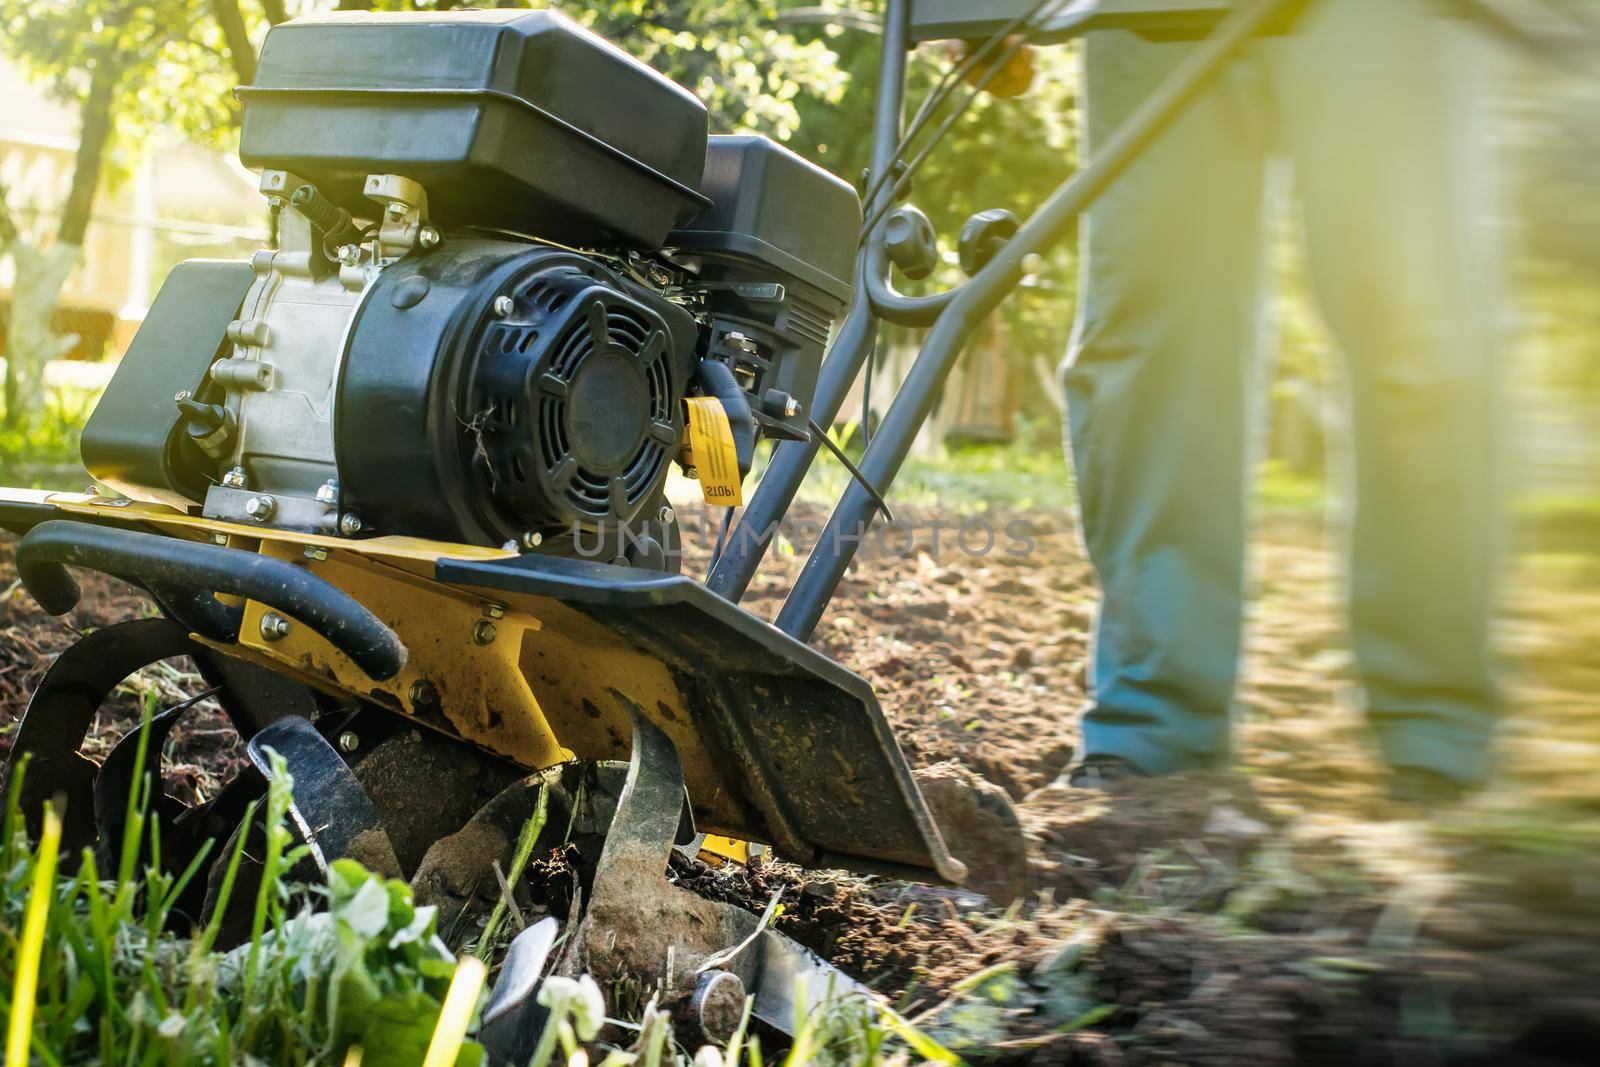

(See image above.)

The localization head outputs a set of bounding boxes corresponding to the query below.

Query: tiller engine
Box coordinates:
[0,8,1021,1052]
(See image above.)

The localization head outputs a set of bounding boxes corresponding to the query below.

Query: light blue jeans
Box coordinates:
[1063,0,1504,784]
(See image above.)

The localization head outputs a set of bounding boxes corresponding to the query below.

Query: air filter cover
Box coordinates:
[240,9,712,247]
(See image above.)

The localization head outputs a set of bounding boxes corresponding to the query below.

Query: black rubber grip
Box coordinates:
[17,520,407,681]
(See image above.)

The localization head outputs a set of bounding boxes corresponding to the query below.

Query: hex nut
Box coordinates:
[473,620,498,646]
[259,613,291,641]
[339,513,363,536]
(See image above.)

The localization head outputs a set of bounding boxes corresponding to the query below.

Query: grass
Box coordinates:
[0,387,94,489]
[0,701,950,1067]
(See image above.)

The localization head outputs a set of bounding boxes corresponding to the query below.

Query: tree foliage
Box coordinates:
[0,0,1088,430]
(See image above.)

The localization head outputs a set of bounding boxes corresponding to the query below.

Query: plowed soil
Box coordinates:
[3,504,1597,1065]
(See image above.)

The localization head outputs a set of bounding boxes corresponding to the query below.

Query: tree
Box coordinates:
[0,0,848,432]
[0,0,245,428]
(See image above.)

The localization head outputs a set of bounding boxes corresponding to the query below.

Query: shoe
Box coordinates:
[1064,755,1143,791]
[1385,766,1471,809]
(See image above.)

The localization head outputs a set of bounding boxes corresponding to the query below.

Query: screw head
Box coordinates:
[174,389,191,404]
[303,545,329,562]
[259,612,291,641]
[493,295,515,318]
[339,513,363,536]
[337,731,360,753]
[338,244,362,267]
[472,619,498,646]
[315,481,339,504]
[724,331,759,354]
[408,679,438,706]
[212,533,229,546]
[658,506,676,525]
[222,466,248,488]
[386,202,407,219]
[481,603,506,620]
[244,495,277,521]
[521,531,542,550]
[419,226,441,250]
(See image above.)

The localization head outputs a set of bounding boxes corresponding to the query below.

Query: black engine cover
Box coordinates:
[336,238,695,549]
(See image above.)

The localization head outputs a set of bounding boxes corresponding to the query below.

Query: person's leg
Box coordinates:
[1279,0,1504,787]
[1063,32,1272,775]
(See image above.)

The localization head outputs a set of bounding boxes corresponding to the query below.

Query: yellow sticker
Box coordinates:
[684,396,743,507]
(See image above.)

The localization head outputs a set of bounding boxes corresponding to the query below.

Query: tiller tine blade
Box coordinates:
[247,716,404,880]
[570,713,874,1041]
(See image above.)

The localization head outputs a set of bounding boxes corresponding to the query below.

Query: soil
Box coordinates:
[3,504,1597,1065]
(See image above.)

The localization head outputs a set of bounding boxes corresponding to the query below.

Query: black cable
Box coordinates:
[858,0,1067,215]
[858,32,1036,244]
[809,418,895,524]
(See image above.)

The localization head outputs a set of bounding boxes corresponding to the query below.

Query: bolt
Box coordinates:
[339,513,363,536]
[419,226,441,250]
[677,970,746,1046]
[304,545,329,562]
[174,389,191,404]
[244,495,277,521]
[222,466,248,488]
[784,396,803,418]
[338,244,362,267]
[408,679,438,706]
[386,202,407,219]
[472,619,498,646]
[259,612,291,641]
[501,539,519,552]
[493,294,515,318]
[482,603,506,620]
[338,731,360,753]
[212,533,229,546]
[521,531,543,550]
[658,506,676,525]
[685,466,699,480]
[315,481,339,504]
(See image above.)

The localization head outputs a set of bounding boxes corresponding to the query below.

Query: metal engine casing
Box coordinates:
[196,175,696,552]
[197,207,364,535]
[82,12,862,559]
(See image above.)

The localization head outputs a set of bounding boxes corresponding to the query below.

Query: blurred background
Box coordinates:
[1,2,1596,517]
[0,3,1597,1057]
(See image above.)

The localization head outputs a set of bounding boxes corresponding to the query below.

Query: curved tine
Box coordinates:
[8,618,196,852]
[478,917,561,1065]
[591,711,686,884]
[246,716,404,880]
[92,687,220,873]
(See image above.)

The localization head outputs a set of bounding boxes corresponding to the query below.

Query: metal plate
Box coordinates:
[435,551,965,885]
